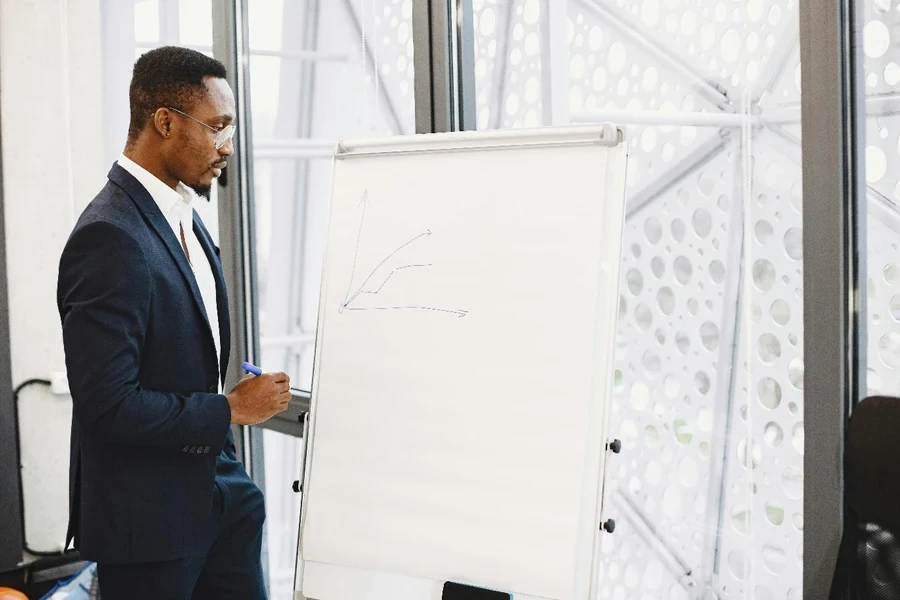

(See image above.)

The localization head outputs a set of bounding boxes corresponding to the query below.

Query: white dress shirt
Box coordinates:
[118,154,221,388]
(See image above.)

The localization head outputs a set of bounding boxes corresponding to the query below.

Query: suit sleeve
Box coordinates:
[58,220,231,452]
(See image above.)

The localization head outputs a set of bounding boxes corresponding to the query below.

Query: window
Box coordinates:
[245,2,415,597]
[863,2,900,397]
[473,0,804,596]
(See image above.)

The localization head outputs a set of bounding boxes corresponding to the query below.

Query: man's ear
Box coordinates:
[152,108,173,140]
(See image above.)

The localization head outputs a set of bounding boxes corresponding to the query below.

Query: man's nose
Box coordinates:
[219,137,235,157]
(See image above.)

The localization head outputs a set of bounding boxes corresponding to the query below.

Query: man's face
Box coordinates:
[167,77,236,198]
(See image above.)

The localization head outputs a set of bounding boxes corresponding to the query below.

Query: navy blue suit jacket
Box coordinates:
[57,163,238,563]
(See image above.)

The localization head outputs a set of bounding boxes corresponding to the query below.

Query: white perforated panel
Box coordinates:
[714,130,804,600]
[473,0,546,129]
[471,1,812,598]
[598,147,739,599]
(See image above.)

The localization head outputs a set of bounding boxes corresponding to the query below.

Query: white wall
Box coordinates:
[0,0,105,553]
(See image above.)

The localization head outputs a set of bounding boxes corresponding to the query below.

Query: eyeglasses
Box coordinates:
[167,106,236,150]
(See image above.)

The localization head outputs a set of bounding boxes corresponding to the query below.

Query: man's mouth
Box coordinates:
[211,162,227,177]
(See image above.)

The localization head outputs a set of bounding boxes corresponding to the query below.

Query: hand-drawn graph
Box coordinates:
[338,190,468,318]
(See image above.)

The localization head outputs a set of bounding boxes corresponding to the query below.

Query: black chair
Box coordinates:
[831,396,900,599]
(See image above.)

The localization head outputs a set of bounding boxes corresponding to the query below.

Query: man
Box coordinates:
[57,46,288,599]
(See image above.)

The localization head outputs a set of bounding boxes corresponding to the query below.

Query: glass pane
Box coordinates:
[178,0,213,47]
[134,0,160,43]
[474,0,803,596]
[864,1,900,401]
[247,3,415,598]
[262,428,305,597]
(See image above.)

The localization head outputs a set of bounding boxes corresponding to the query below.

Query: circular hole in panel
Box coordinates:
[792,422,804,454]
[627,269,643,295]
[753,260,776,292]
[652,256,666,278]
[886,62,900,86]
[628,476,641,495]
[764,422,783,447]
[884,264,900,285]
[700,321,719,351]
[695,371,710,395]
[755,219,774,245]
[759,377,782,409]
[771,299,791,325]
[658,287,676,315]
[675,332,690,354]
[878,332,900,369]
[693,208,712,238]
[645,425,661,448]
[784,227,802,260]
[674,256,692,285]
[642,351,661,374]
[758,333,782,363]
[645,217,663,244]
[698,408,713,432]
[866,146,888,182]
[890,294,900,321]
[709,260,725,284]
[674,418,693,445]
[752,304,763,323]
[671,219,686,242]
[631,381,650,410]
[766,503,785,526]
[762,544,787,575]
[737,438,762,469]
[783,466,802,500]
[635,304,653,330]
[732,506,751,534]
[687,298,699,316]
[864,20,891,58]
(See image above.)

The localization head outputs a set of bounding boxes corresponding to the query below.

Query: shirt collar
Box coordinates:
[118,153,194,230]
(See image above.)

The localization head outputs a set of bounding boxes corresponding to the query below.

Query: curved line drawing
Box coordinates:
[338,191,468,318]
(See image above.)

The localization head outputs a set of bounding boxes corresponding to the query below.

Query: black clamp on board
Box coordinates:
[601,439,621,535]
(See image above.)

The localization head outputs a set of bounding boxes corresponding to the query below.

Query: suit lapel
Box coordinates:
[192,212,231,386]
[107,163,215,353]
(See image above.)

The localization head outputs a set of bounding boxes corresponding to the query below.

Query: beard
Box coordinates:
[190,182,212,200]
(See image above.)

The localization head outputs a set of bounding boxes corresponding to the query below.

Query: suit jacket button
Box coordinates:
[203,447,210,454]
[183,445,189,453]
[190,446,197,453]
[208,385,216,393]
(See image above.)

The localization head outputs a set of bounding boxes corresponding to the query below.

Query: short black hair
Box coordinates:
[127,46,227,142]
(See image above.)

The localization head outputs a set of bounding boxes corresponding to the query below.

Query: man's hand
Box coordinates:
[226,372,291,425]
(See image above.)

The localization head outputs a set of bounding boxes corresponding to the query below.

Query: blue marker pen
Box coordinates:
[242,362,263,376]
[242,362,303,395]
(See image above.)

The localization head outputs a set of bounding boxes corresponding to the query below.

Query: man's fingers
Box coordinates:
[271,372,289,384]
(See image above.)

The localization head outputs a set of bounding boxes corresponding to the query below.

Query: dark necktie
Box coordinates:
[179,221,192,266]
